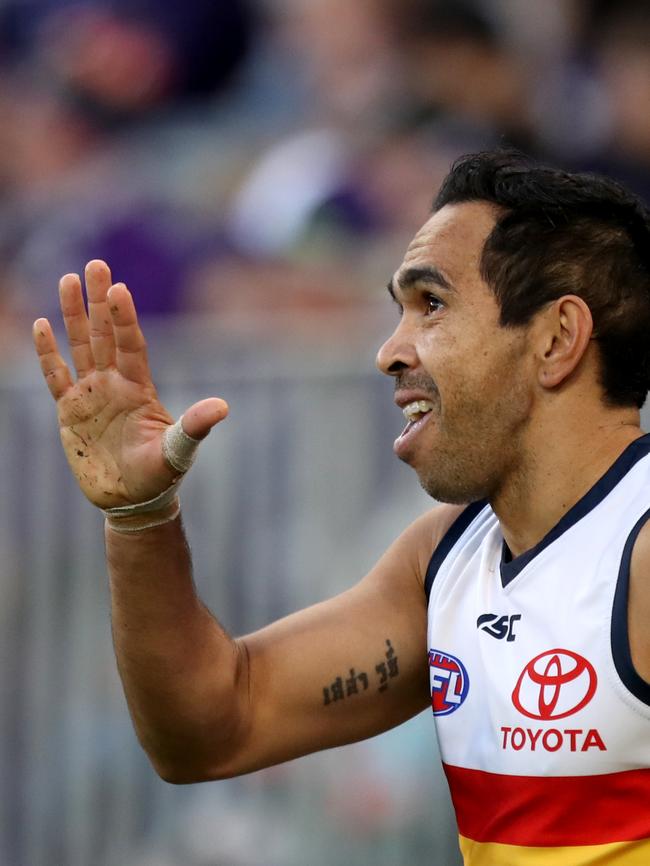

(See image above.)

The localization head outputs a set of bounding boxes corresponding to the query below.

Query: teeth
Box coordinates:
[402,400,434,421]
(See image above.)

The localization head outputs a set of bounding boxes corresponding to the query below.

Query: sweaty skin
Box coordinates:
[32,202,650,781]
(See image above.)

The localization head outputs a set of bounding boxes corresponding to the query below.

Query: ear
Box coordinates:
[534,295,594,390]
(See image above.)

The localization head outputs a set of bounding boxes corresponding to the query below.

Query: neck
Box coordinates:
[491,407,643,557]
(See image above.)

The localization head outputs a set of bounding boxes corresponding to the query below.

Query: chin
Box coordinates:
[419,479,475,504]
[416,462,493,505]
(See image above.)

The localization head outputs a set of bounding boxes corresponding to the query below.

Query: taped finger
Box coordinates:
[162,417,200,474]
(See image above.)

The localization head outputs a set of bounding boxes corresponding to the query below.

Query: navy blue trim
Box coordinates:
[425,500,487,603]
[500,433,650,587]
[611,507,650,706]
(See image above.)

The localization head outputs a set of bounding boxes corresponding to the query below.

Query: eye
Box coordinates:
[425,293,444,316]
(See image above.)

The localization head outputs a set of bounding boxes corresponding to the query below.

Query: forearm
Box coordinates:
[105,513,249,783]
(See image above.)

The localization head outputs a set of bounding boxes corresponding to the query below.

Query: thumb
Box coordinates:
[181,397,229,440]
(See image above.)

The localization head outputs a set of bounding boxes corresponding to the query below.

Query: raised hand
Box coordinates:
[33,260,228,509]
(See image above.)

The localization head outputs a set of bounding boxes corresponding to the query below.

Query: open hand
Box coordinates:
[33,260,228,509]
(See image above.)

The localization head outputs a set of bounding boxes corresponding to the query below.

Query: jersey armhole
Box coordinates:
[611,506,650,707]
[424,500,487,603]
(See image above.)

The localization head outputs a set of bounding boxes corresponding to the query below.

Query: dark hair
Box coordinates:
[434,150,650,408]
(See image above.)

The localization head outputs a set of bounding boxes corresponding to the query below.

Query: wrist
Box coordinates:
[105,496,181,534]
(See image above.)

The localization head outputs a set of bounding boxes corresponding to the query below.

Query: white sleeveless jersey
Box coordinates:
[426,434,650,866]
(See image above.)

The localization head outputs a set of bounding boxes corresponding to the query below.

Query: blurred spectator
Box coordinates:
[588,1,650,201]
[390,0,534,150]
[0,0,256,332]
[0,0,255,119]
[264,0,404,127]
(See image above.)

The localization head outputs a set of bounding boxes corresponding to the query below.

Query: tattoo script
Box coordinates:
[322,639,399,706]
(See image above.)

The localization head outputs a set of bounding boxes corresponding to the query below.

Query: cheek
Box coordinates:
[417,329,459,378]
[445,346,529,420]
[419,323,526,407]
[481,349,534,424]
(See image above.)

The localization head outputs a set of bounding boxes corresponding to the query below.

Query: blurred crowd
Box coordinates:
[1,0,650,359]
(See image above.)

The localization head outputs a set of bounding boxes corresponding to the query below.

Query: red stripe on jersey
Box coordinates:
[444,763,650,846]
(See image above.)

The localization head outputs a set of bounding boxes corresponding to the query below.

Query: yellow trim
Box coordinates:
[459,835,650,865]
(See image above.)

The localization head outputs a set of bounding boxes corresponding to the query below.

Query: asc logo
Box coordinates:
[429,649,470,716]
[477,613,521,641]
[512,648,597,720]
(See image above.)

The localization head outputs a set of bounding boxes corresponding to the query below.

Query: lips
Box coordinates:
[394,402,435,459]
[393,385,438,460]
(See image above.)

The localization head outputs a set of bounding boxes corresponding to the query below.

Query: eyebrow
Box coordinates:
[387,265,454,302]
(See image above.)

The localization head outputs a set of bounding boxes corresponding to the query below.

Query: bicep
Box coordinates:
[214,521,435,777]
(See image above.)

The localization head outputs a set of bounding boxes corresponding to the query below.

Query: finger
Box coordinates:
[59,273,94,378]
[107,282,152,385]
[32,318,74,400]
[181,398,229,440]
[85,259,116,371]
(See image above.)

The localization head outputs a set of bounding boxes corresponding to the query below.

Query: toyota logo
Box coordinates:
[512,649,597,720]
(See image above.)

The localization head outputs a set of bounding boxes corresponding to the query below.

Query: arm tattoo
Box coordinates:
[322,638,400,706]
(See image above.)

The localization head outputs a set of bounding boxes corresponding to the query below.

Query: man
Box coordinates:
[33,150,650,864]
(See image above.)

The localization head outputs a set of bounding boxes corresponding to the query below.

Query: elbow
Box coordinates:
[148,751,241,785]
[153,763,206,785]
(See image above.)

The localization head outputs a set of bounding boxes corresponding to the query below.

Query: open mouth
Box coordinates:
[395,399,435,454]
[402,399,434,428]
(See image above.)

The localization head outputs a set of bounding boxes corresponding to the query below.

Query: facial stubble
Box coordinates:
[409,357,533,506]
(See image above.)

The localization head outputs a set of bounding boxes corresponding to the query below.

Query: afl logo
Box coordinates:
[512,649,597,720]
[429,649,470,716]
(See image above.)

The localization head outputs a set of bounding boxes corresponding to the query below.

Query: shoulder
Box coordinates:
[630,514,650,561]
[627,515,650,683]
[386,502,475,590]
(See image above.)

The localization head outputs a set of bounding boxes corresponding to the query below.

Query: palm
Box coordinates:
[33,260,227,509]
[57,368,174,507]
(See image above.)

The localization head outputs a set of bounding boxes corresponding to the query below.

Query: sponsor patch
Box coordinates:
[512,649,597,721]
[500,725,606,752]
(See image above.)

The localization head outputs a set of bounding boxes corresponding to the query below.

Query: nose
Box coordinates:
[375,322,419,377]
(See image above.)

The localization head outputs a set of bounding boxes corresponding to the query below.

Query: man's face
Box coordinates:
[376,201,534,504]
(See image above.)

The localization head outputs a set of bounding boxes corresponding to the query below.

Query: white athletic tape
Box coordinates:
[103,415,201,526]
[103,477,182,518]
[105,498,181,533]
[162,416,200,474]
